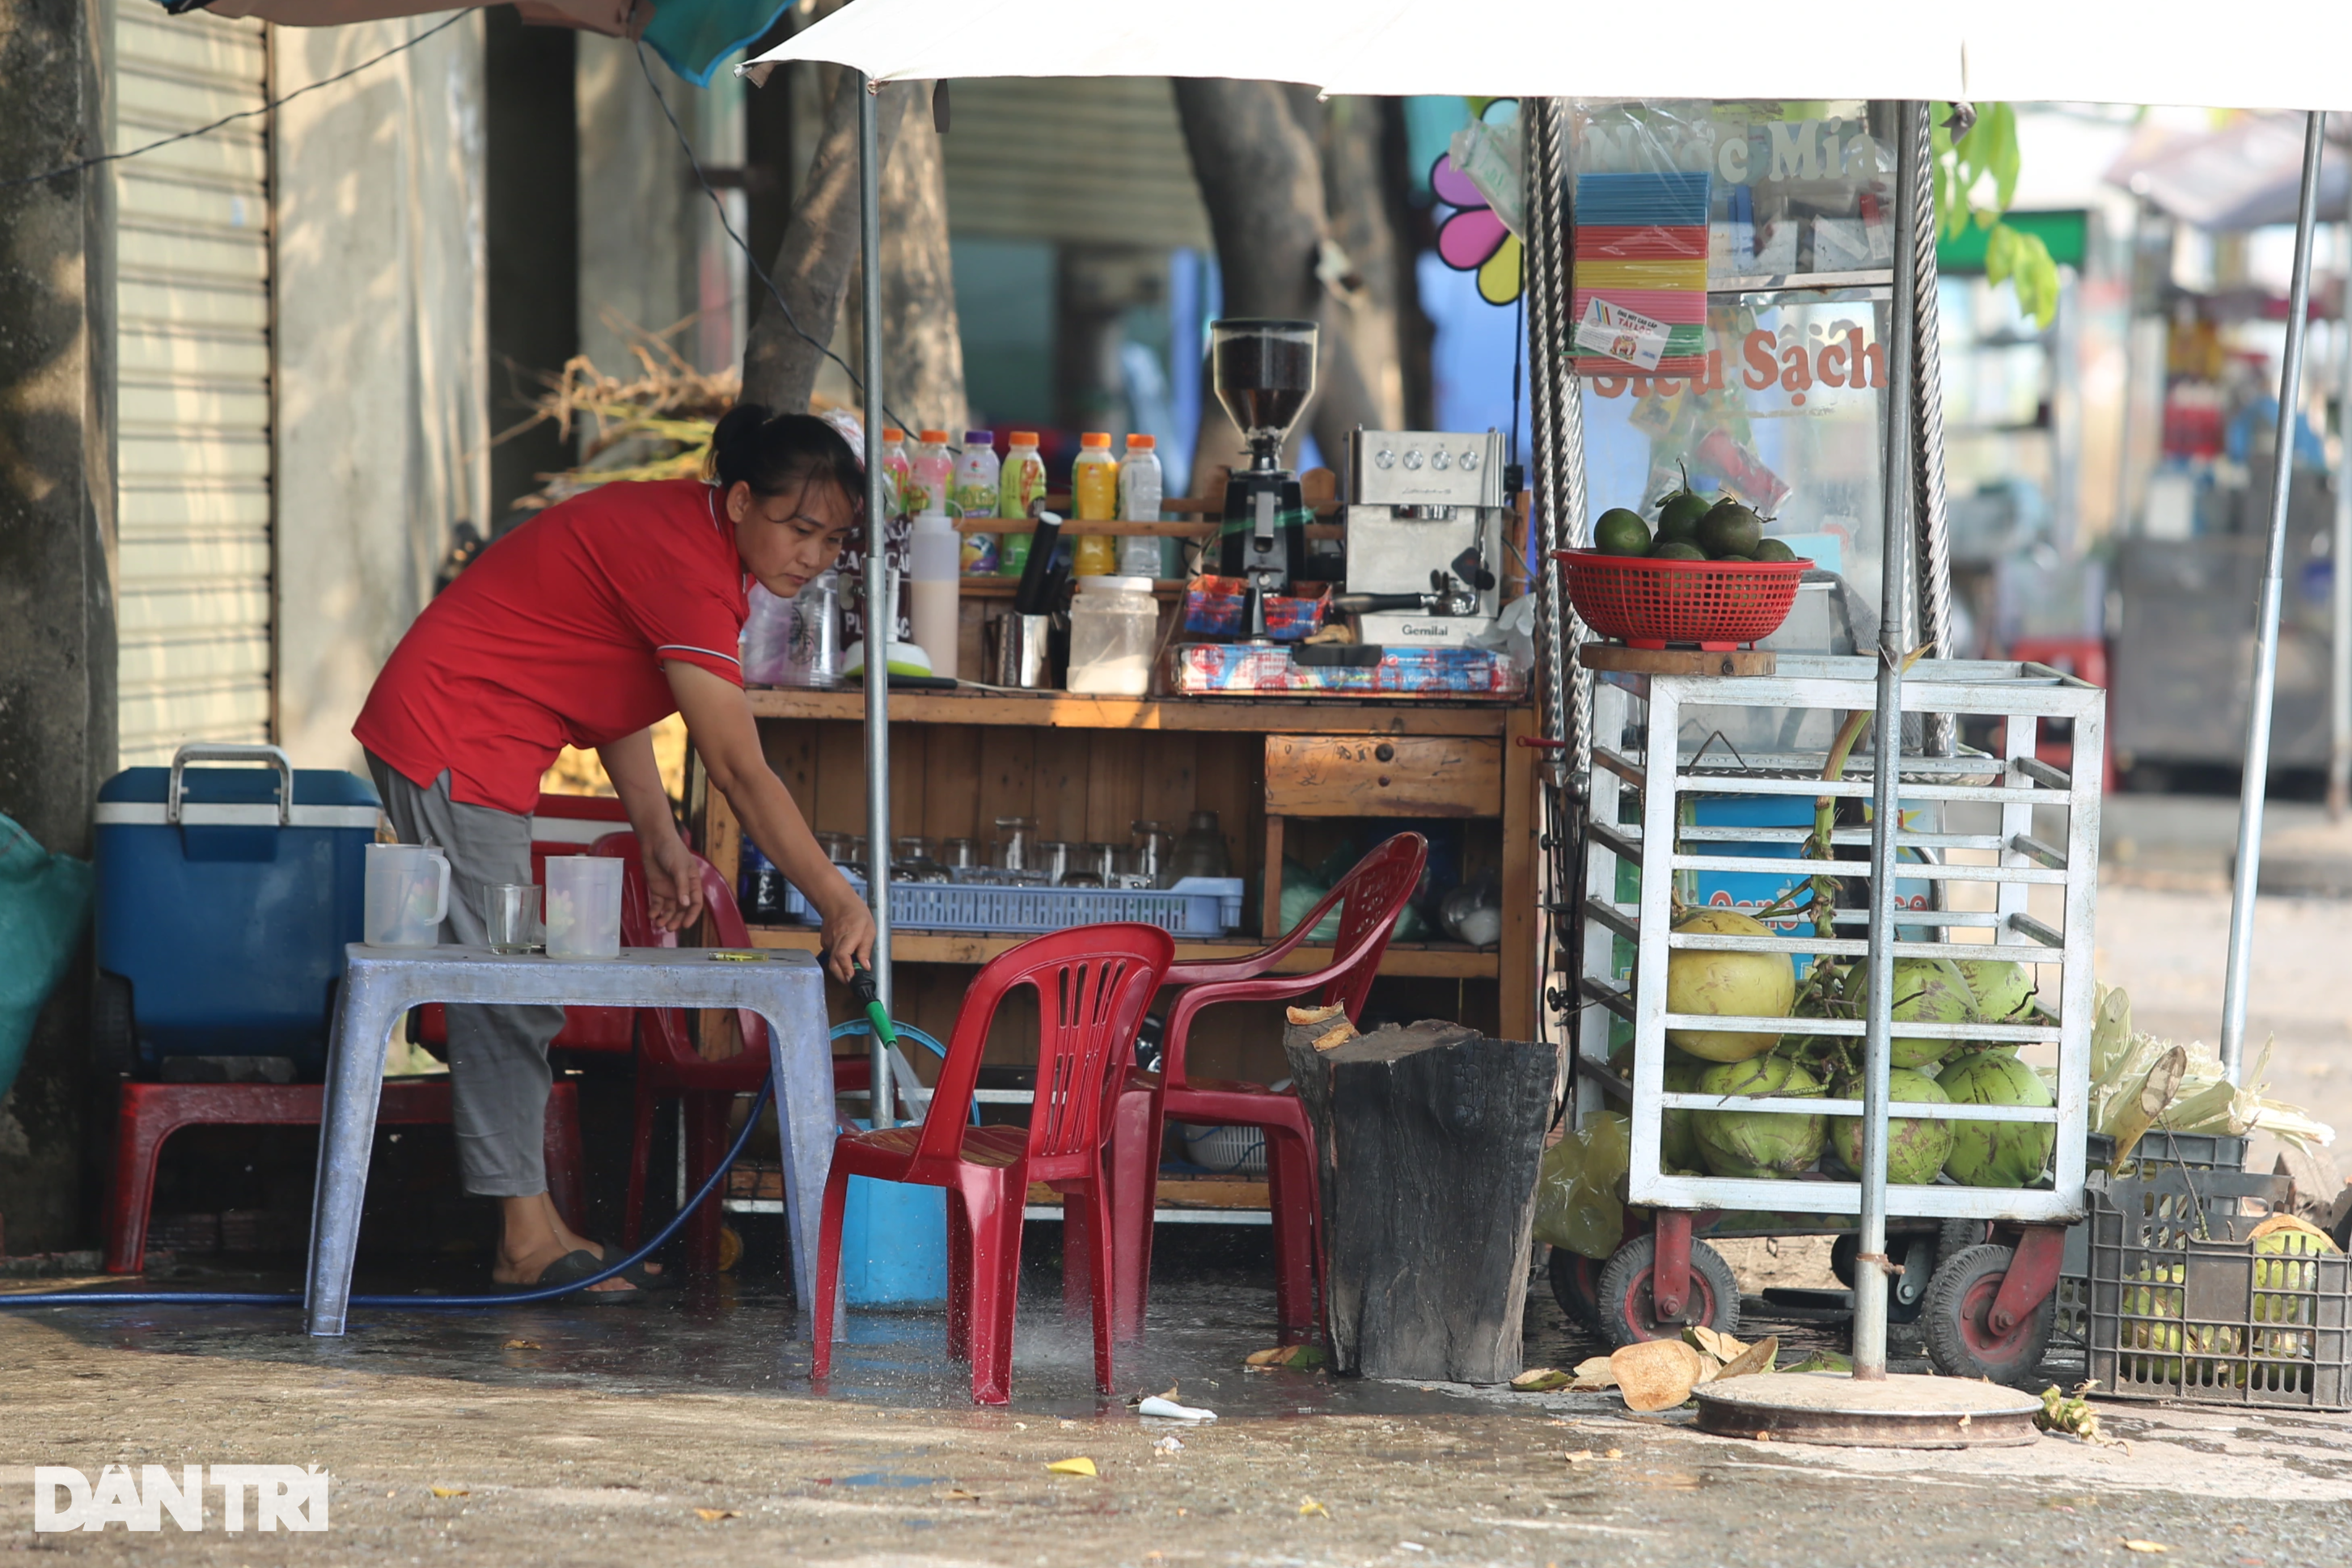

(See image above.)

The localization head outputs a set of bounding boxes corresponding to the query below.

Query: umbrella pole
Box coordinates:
[2330,208,2352,822]
[2219,112,2328,1084]
[857,73,894,1125]
[1854,99,1923,1382]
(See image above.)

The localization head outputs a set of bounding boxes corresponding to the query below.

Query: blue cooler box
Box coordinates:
[94,744,381,1077]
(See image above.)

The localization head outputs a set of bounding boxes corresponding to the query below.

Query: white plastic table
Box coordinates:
[303,944,832,1335]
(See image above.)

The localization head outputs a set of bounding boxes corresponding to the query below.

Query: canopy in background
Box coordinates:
[2107,112,2352,230]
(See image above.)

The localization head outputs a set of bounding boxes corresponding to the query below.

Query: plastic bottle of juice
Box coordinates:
[1115,433,1165,578]
[996,431,1047,577]
[954,430,1001,575]
[879,426,911,517]
[1072,432,1119,576]
[910,429,953,515]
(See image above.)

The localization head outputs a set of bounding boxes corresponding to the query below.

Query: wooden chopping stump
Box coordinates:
[1283,1019,1561,1384]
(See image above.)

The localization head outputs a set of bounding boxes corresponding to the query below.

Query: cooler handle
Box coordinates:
[168,742,295,827]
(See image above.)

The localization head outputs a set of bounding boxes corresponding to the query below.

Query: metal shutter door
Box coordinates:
[113,10,275,767]
[942,78,1212,251]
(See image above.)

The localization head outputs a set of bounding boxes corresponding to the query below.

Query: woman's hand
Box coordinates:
[814,874,876,981]
[642,831,707,932]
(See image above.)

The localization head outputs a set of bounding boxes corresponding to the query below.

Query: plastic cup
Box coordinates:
[363,844,449,947]
[544,856,623,959]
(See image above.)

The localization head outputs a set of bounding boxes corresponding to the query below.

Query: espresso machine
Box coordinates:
[1338,427,1509,646]
[1209,319,1318,636]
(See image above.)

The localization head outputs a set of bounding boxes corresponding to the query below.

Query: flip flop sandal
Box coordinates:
[497,1249,648,1303]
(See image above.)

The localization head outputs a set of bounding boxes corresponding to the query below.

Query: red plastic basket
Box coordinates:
[1555,549,1812,651]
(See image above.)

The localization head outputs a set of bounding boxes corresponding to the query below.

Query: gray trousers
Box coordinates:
[366,754,567,1198]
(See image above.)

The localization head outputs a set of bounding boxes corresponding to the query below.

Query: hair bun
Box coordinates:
[712,402,773,458]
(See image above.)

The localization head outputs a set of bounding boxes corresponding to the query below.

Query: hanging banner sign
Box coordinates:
[1573,297,1670,371]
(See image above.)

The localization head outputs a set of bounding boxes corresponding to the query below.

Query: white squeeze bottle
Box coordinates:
[954,429,1002,575]
[907,509,962,681]
[1116,433,1165,578]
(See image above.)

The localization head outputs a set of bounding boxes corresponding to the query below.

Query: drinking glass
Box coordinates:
[485,883,543,954]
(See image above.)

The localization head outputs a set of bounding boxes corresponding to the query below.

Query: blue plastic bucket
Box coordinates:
[830,1019,954,1307]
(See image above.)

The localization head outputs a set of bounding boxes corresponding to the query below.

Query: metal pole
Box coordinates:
[1908,102,1954,754]
[2330,205,2352,820]
[1855,99,1923,1382]
[857,74,894,1126]
[2219,112,2327,1084]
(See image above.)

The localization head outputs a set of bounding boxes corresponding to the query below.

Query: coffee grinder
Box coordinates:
[1209,319,1318,637]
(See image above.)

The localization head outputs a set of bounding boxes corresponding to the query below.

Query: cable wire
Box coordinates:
[0,1081,775,1313]
[1,13,467,193]
[635,41,912,434]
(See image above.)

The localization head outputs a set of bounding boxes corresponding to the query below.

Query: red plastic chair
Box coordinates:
[812,924,1175,1406]
[104,1079,587,1274]
[588,834,776,1278]
[1110,832,1428,1341]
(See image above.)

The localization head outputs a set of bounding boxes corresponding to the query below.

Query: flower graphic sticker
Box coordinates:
[1433,153,1521,306]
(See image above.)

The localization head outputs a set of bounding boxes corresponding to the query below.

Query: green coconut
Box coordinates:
[1846,957,1977,1068]
[1827,1068,1954,1184]
[1693,1055,1824,1180]
[1605,1042,1709,1173]
[1665,909,1796,1063]
[1956,959,2035,1025]
[1940,1050,2056,1187]
[1660,1055,1707,1173]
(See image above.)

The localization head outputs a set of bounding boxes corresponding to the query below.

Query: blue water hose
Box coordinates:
[0,1080,777,1312]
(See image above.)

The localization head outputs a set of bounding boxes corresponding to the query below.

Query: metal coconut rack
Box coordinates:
[1515,99,2334,1385]
[1571,654,2103,1379]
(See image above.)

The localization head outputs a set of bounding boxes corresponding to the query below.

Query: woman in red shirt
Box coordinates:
[355,405,875,1296]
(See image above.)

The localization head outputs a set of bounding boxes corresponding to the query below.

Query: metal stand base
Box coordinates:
[1694,1373,2041,1449]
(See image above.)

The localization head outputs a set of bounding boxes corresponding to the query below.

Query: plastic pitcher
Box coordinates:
[544,856,623,959]
[363,844,449,947]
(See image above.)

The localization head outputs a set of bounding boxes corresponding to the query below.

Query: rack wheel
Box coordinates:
[92,971,136,1080]
[1939,1218,1990,1258]
[1923,1242,2055,1387]
[1548,1245,1603,1333]
[1596,1232,1739,1347]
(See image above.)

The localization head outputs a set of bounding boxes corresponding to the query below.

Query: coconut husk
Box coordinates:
[1610,1339,1705,1412]
[1287,1003,1348,1026]
[1509,1368,1573,1393]
[1715,1334,1779,1380]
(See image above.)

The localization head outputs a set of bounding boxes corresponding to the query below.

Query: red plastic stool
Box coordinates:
[104,1079,588,1275]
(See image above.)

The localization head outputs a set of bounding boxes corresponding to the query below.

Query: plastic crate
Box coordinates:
[2056,1135,2253,1344]
[784,873,1244,938]
[2085,1131,2248,1175]
[2083,1169,2351,1410]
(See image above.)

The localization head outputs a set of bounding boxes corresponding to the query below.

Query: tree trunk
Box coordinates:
[739,71,916,415]
[1174,80,1394,491]
[1320,95,1411,433]
[1283,1020,1560,1383]
[875,96,967,435]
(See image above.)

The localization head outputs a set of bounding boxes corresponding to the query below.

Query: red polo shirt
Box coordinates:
[356,479,747,814]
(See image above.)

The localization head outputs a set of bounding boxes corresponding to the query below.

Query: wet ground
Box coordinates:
[5,1242,2350,1566]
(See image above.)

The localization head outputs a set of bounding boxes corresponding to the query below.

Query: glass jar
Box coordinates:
[1170,810,1229,881]
[941,836,979,869]
[1127,820,1174,887]
[1036,840,1078,884]
[1064,575,1157,695]
[992,816,1036,870]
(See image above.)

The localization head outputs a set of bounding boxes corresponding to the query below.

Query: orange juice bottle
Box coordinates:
[1072,433,1119,575]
